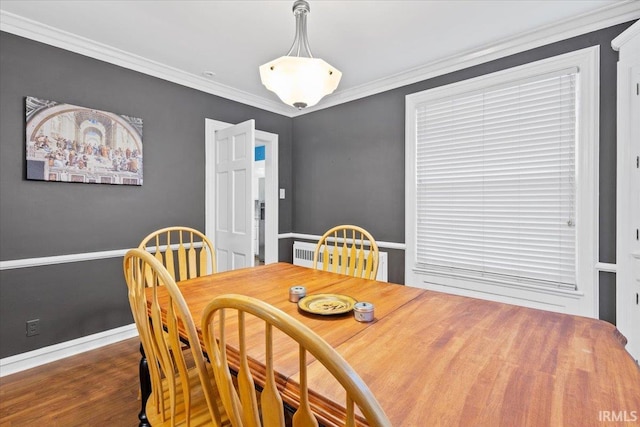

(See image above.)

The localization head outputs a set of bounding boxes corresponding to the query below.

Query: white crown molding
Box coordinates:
[0,10,293,117]
[292,1,640,116]
[1,3,638,117]
[0,323,138,377]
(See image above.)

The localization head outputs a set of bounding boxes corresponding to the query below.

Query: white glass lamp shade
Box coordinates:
[260,55,342,109]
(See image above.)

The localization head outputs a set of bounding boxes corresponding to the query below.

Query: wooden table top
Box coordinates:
[159,262,640,426]
[160,262,423,379]
[285,289,640,426]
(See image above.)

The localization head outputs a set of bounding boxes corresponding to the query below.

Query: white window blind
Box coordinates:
[415,69,577,291]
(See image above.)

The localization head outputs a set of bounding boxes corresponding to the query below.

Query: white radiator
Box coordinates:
[293,241,388,282]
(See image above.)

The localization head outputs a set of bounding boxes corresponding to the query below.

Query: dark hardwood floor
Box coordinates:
[0,337,142,426]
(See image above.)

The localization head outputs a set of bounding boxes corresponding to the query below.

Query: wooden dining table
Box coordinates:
[139,262,640,426]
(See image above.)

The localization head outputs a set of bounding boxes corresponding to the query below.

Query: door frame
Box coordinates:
[205,118,279,265]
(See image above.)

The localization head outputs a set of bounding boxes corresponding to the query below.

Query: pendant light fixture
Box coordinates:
[259,0,342,109]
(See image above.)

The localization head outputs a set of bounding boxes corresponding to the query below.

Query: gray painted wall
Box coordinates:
[0,20,633,359]
[291,21,635,323]
[0,32,292,358]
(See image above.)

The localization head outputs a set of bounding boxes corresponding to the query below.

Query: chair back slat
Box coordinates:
[199,246,210,277]
[364,250,374,279]
[331,236,340,274]
[346,397,356,427]
[344,230,351,275]
[165,233,177,280]
[312,225,380,280]
[188,245,198,280]
[138,226,216,284]
[292,346,319,427]
[176,232,188,281]
[262,323,285,426]
[201,294,392,427]
[153,235,167,275]
[237,311,261,427]
[212,309,244,426]
[347,233,358,276]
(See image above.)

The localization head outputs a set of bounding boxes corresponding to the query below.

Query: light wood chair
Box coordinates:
[123,248,228,426]
[201,294,392,427]
[138,226,216,282]
[312,225,379,280]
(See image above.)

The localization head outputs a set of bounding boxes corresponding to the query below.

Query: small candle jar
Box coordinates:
[289,286,306,303]
[353,302,375,322]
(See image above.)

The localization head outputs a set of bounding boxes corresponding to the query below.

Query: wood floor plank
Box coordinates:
[0,337,141,426]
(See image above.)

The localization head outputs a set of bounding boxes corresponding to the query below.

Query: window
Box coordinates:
[405,47,599,317]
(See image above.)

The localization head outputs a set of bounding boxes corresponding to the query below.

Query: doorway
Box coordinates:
[254,146,266,265]
[204,118,278,269]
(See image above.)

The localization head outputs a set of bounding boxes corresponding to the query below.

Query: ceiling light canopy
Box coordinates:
[259,0,342,109]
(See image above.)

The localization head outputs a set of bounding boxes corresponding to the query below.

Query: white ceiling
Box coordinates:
[1,1,639,116]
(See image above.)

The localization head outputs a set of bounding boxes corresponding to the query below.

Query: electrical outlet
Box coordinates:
[26,319,40,337]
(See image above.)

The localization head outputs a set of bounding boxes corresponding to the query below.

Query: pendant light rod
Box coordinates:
[286,0,313,58]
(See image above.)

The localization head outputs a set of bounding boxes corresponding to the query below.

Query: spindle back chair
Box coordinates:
[123,248,227,426]
[138,226,216,282]
[201,294,391,427]
[313,225,379,280]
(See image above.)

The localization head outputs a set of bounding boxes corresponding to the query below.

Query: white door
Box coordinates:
[205,119,279,267]
[626,66,640,360]
[214,119,255,272]
[614,21,640,362]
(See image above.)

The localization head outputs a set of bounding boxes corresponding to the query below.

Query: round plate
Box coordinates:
[298,294,357,315]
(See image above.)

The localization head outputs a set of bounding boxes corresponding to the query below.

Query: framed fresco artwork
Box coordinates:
[25,96,143,186]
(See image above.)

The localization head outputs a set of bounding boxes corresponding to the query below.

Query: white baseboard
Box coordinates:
[0,323,138,377]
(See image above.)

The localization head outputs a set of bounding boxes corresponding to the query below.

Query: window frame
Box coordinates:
[405,46,600,318]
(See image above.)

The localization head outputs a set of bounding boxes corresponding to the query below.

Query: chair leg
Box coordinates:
[138,343,152,427]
